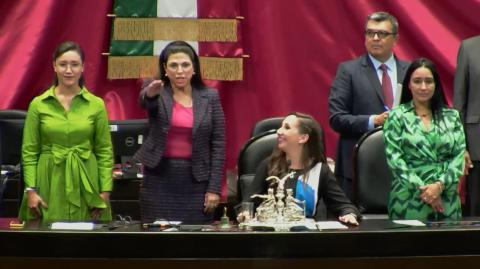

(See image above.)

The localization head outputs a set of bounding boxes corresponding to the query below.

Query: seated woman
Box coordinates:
[383,58,466,221]
[243,112,360,225]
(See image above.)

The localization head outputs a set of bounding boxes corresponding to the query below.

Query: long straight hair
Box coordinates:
[400,58,447,121]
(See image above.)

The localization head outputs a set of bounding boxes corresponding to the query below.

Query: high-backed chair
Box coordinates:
[0,109,27,169]
[250,117,283,137]
[236,130,278,203]
[0,113,26,217]
[0,109,28,120]
[353,127,393,219]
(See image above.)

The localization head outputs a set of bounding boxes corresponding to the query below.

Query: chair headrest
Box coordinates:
[353,128,393,214]
[237,130,277,176]
[250,117,283,137]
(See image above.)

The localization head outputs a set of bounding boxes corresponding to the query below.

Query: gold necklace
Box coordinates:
[415,109,431,118]
[419,113,431,118]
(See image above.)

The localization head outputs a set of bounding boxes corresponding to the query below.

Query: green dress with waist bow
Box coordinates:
[383,101,465,221]
[19,86,113,221]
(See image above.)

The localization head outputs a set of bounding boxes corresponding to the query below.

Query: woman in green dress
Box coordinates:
[384,58,466,221]
[19,41,113,221]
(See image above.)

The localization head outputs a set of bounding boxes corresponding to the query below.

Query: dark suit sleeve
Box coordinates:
[454,40,468,123]
[319,164,361,218]
[329,62,371,135]
[138,79,160,117]
[207,90,226,194]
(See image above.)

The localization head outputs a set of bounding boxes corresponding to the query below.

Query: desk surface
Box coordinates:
[2,218,480,259]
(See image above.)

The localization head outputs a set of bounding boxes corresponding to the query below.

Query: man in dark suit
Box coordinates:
[329,11,409,198]
[454,35,480,216]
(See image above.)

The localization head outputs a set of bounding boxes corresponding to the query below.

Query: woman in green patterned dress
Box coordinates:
[19,41,113,221]
[383,58,466,221]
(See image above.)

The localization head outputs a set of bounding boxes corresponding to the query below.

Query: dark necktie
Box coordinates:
[380,64,393,109]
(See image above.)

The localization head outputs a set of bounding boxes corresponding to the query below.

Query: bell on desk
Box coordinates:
[219,207,231,229]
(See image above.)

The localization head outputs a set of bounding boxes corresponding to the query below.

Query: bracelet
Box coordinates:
[435,181,445,192]
[24,187,36,193]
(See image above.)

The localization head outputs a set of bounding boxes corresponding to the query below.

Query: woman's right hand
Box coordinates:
[144,79,164,98]
[338,213,359,226]
[429,197,444,212]
[464,151,474,175]
[27,191,48,218]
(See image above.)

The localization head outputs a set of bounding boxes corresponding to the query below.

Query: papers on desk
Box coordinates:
[240,218,318,231]
[51,222,95,230]
[316,221,348,230]
[392,220,426,227]
[298,221,318,230]
[153,220,182,226]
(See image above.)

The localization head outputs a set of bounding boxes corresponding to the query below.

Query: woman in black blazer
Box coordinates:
[244,112,359,224]
[134,41,225,224]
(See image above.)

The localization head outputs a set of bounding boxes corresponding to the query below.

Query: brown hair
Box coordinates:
[52,41,85,87]
[268,112,326,178]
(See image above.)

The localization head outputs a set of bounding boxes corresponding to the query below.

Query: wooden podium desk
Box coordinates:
[2,219,480,269]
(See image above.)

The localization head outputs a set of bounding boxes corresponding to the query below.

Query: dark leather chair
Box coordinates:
[0,109,27,119]
[0,110,27,217]
[250,117,283,137]
[236,130,278,203]
[353,127,393,219]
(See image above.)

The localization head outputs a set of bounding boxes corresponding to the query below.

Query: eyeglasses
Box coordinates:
[365,29,396,39]
[56,61,82,71]
[166,62,193,71]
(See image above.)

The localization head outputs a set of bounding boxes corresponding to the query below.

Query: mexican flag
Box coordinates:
[108,0,243,81]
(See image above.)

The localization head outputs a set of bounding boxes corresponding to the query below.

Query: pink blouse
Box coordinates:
[163,101,193,158]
